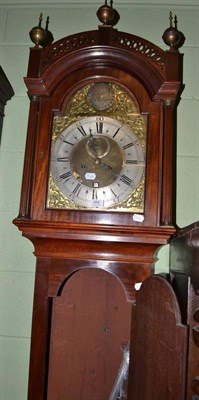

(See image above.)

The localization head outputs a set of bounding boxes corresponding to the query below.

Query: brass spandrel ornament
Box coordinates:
[47,82,147,212]
[48,173,79,209]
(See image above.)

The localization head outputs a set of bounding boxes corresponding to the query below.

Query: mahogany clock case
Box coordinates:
[15,26,184,238]
[12,14,187,400]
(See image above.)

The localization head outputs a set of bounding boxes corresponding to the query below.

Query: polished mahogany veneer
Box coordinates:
[13,20,188,399]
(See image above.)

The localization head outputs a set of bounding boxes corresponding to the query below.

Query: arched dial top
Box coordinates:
[50,116,145,210]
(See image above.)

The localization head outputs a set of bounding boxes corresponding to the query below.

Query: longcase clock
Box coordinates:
[13,4,185,399]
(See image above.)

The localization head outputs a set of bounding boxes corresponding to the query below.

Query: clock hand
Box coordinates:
[87,134,103,164]
[88,132,97,150]
[88,128,93,141]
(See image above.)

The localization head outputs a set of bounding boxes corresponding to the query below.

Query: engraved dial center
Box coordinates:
[70,135,123,188]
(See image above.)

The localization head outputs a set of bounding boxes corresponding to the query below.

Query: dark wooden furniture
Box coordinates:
[0,66,14,143]
[170,222,199,400]
[129,222,199,400]
[129,274,188,399]
[13,15,187,399]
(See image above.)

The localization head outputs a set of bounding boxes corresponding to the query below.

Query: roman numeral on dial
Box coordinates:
[96,120,103,134]
[60,171,72,181]
[120,174,132,186]
[57,157,69,162]
[77,124,87,136]
[72,183,82,196]
[123,142,134,150]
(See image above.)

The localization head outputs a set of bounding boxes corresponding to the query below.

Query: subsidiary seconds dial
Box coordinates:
[50,116,145,209]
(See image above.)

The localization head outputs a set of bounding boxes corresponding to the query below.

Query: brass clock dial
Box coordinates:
[50,116,145,210]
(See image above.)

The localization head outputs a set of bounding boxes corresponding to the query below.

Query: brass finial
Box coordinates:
[162,11,185,50]
[169,10,173,27]
[29,13,47,47]
[40,16,54,47]
[29,13,54,48]
[97,0,120,26]
[174,14,178,29]
[45,15,50,30]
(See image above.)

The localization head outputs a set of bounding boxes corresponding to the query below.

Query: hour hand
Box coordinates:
[88,128,94,144]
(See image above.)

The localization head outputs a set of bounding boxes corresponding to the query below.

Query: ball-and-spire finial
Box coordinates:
[96,0,120,26]
[29,13,54,48]
[162,11,185,50]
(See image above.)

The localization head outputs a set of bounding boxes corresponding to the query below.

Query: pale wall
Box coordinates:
[0,1,199,399]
